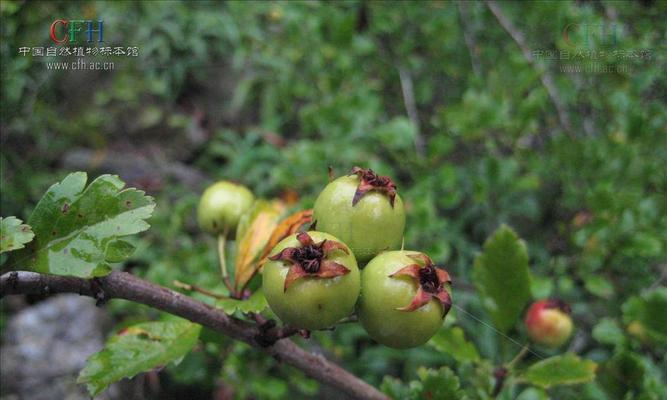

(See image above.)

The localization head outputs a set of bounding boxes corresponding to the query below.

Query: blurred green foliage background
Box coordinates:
[1,1,665,399]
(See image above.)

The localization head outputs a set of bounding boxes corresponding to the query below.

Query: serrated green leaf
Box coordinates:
[381,376,418,400]
[77,320,201,396]
[217,289,267,314]
[592,318,625,346]
[622,287,667,345]
[597,351,653,397]
[0,217,34,254]
[472,225,531,332]
[428,327,480,363]
[17,172,155,278]
[520,354,597,388]
[416,367,466,400]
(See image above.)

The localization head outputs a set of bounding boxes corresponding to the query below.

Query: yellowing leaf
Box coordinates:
[257,209,313,267]
[234,200,285,291]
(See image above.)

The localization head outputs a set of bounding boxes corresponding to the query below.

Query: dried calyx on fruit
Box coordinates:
[313,166,405,263]
[269,232,350,292]
[390,253,452,316]
[358,251,452,348]
[263,231,360,330]
[349,167,398,207]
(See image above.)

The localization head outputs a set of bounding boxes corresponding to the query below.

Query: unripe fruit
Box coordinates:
[197,181,255,236]
[359,251,452,349]
[525,299,573,347]
[263,231,360,330]
[313,167,405,263]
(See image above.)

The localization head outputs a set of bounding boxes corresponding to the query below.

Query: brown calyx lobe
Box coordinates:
[269,232,351,292]
[390,254,452,317]
[349,167,398,207]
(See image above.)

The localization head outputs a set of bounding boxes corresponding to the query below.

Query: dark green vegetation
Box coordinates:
[1,1,665,399]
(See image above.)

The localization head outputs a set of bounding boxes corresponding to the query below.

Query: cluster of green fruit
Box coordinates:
[197,168,452,348]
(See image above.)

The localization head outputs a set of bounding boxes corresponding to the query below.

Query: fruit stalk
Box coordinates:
[217,231,235,297]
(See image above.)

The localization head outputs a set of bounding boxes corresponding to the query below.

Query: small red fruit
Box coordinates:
[525,299,573,347]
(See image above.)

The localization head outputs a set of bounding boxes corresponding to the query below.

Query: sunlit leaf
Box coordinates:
[428,326,480,363]
[0,217,34,254]
[520,354,597,388]
[217,289,267,314]
[234,200,285,291]
[584,275,614,299]
[592,318,625,346]
[472,225,531,332]
[78,320,201,396]
[15,172,154,278]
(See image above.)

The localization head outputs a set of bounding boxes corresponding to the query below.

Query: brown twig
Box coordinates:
[0,271,388,400]
[491,367,508,397]
[457,1,482,77]
[492,344,531,397]
[398,66,426,157]
[486,0,573,137]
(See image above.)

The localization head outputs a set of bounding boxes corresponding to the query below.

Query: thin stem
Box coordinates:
[492,344,531,397]
[491,367,508,398]
[173,280,229,300]
[217,230,235,296]
[486,0,573,137]
[506,344,531,370]
[218,232,228,279]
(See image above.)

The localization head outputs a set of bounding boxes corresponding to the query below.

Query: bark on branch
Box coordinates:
[0,271,388,400]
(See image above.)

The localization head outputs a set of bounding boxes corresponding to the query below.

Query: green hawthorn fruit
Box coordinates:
[313,167,405,263]
[359,251,452,348]
[197,181,254,236]
[262,231,360,330]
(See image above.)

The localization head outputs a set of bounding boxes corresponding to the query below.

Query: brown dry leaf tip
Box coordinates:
[390,254,452,317]
[349,167,398,208]
[269,232,350,292]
